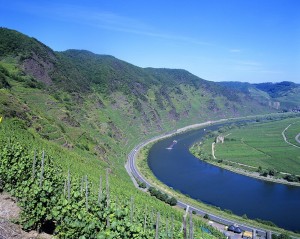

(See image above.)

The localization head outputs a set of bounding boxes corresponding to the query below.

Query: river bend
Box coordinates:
[148,124,300,232]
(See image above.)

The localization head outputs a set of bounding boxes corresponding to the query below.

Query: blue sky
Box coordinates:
[1,0,299,83]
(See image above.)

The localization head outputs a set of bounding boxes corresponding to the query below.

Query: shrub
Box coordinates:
[148,187,177,206]
[224,209,233,214]
[255,218,277,227]
[268,169,277,176]
[167,197,177,206]
[260,171,268,177]
[137,181,146,189]
[284,174,299,182]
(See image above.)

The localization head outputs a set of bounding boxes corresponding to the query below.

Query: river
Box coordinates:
[148,124,300,232]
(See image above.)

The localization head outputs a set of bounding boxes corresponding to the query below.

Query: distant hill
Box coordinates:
[254,81,300,98]
[0,27,281,172]
[0,27,281,183]
[0,27,296,237]
[218,81,300,112]
[0,27,276,145]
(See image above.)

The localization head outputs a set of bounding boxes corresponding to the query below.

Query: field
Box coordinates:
[200,117,300,175]
[285,120,300,147]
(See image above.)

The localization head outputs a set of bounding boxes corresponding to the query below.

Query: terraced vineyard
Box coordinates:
[0,118,224,239]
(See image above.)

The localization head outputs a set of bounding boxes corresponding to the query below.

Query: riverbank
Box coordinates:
[131,115,300,238]
[189,116,300,187]
[191,156,300,187]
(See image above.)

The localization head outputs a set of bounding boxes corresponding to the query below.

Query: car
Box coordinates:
[227,224,243,234]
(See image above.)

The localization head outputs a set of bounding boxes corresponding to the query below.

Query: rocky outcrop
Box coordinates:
[22,52,55,85]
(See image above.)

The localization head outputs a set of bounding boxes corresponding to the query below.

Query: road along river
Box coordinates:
[147,123,300,232]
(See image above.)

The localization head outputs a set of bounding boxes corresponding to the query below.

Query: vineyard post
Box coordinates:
[166,216,169,238]
[130,196,134,224]
[39,150,45,188]
[189,211,193,239]
[155,212,160,239]
[182,214,187,239]
[106,169,110,228]
[143,212,147,233]
[98,175,102,204]
[151,207,154,224]
[106,168,110,207]
[85,175,89,211]
[63,179,67,196]
[67,169,71,201]
[32,149,36,178]
[171,215,174,239]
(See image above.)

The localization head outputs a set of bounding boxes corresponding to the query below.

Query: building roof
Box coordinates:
[243,231,252,238]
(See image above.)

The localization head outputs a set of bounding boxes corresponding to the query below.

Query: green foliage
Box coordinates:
[0,140,63,230]
[219,81,300,111]
[224,209,233,215]
[272,233,292,239]
[192,116,300,176]
[255,81,299,98]
[137,180,147,189]
[148,187,177,206]
[255,218,277,227]
[0,121,223,238]
[0,66,11,88]
[284,174,299,182]
[2,27,293,238]
[0,137,187,238]
[260,171,269,177]
[0,27,55,60]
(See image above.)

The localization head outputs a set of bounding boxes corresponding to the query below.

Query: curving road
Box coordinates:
[124,119,284,239]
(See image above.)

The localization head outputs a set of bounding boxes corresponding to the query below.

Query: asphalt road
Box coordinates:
[125,118,300,239]
[125,127,272,238]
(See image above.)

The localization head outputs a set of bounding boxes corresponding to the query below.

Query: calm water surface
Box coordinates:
[148,124,300,231]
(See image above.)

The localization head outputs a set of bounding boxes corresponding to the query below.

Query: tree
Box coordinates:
[168,197,177,206]
[268,169,276,176]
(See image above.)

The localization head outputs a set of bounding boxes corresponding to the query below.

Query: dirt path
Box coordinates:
[0,193,52,239]
[282,124,300,149]
[295,133,300,144]
[211,142,216,159]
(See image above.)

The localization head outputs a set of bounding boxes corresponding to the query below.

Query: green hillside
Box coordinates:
[218,81,300,112]
[0,27,280,237]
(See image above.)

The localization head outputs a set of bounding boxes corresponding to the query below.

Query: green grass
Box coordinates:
[136,133,300,238]
[199,117,300,175]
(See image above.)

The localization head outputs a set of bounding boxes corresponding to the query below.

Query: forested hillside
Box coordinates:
[0,27,277,237]
[218,81,300,111]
